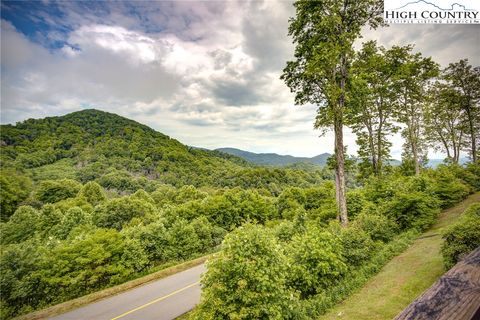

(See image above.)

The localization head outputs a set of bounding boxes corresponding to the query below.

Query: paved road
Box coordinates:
[50,264,205,320]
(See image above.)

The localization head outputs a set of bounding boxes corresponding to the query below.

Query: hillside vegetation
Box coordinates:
[1,111,479,320]
[0,110,331,318]
[0,109,330,220]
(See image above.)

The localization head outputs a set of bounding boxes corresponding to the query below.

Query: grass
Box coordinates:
[175,311,193,319]
[16,254,213,320]
[318,192,480,320]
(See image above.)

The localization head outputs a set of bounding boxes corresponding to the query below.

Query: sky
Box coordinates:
[1,1,479,159]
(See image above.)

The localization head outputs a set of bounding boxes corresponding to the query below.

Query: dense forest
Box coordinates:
[0,109,337,318]
[0,109,478,319]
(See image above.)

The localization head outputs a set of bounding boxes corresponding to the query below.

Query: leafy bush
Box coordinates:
[277,187,306,216]
[202,189,276,229]
[0,171,32,220]
[340,226,377,266]
[192,224,299,320]
[53,207,90,240]
[346,189,367,218]
[425,166,470,208]
[446,162,480,191]
[286,227,346,297]
[92,196,156,230]
[352,212,398,242]
[0,206,40,244]
[298,230,418,318]
[78,181,107,206]
[34,179,81,204]
[441,203,480,269]
[382,191,440,231]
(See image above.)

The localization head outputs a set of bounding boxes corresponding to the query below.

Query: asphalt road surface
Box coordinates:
[50,264,205,320]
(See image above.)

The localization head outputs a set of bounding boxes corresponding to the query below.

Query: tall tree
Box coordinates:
[390,45,439,175]
[425,82,465,163]
[349,41,399,177]
[443,59,480,162]
[281,0,383,226]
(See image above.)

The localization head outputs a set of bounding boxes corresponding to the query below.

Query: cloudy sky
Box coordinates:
[1,1,479,159]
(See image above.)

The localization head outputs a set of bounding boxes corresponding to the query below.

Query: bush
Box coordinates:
[78,181,106,206]
[426,166,470,208]
[441,203,480,269]
[277,187,306,216]
[286,227,346,297]
[346,189,367,218]
[53,207,90,240]
[192,224,298,319]
[352,212,398,243]
[35,179,81,204]
[303,182,335,210]
[340,226,377,267]
[447,162,480,191]
[0,206,40,244]
[382,191,440,231]
[0,171,32,221]
[92,196,156,230]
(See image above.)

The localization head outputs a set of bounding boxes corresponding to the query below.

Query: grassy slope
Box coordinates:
[318,192,480,320]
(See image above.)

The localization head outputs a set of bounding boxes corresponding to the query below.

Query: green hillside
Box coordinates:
[0,110,328,215]
[1,109,246,187]
[216,147,331,166]
[0,109,331,319]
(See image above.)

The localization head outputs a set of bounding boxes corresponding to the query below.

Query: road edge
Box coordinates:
[15,254,212,320]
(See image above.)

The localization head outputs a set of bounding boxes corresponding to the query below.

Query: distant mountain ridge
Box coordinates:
[215,147,465,168]
[215,148,331,166]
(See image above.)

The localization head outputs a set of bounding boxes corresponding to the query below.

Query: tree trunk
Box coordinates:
[466,106,477,162]
[334,117,348,226]
[335,55,348,227]
[412,140,420,175]
[367,125,377,175]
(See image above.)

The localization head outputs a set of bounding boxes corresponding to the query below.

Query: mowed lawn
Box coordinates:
[318,192,480,320]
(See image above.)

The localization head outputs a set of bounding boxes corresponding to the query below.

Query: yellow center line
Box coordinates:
[110,281,200,320]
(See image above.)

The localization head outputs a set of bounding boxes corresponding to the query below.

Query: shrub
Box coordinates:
[78,181,106,206]
[426,166,470,208]
[0,206,40,244]
[125,221,168,262]
[346,189,367,218]
[277,187,306,216]
[446,162,480,191]
[54,207,90,240]
[442,203,480,269]
[464,162,480,190]
[382,191,440,231]
[340,226,377,267]
[92,196,156,230]
[192,224,298,319]
[35,179,81,204]
[303,182,335,210]
[0,171,32,220]
[352,212,398,243]
[150,185,177,208]
[163,219,201,260]
[286,227,346,297]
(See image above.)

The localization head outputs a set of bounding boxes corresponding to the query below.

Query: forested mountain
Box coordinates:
[0,109,330,218]
[215,147,454,168]
[0,109,328,187]
[216,147,331,166]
